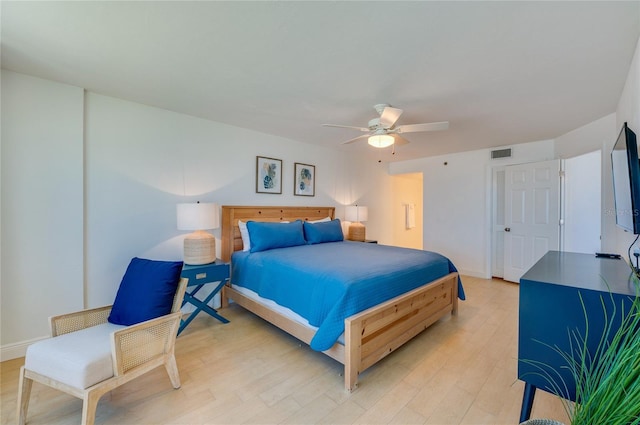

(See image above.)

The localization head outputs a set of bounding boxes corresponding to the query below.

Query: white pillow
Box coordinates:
[238,220,289,252]
[308,216,331,224]
[238,220,251,252]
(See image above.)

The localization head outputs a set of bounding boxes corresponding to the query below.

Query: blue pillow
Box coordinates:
[108,257,183,326]
[304,219,344,244]
[247,220,306,253]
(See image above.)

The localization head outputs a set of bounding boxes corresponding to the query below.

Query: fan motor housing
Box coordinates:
[368,118,384,130]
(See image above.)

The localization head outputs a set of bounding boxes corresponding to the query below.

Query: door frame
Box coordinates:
[491,166,506,278]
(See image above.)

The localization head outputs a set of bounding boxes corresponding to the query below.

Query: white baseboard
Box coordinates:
[457,268,491,279]
[1,336,47,362]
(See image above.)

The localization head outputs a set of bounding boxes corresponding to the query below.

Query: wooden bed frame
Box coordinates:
[220,205,459,391]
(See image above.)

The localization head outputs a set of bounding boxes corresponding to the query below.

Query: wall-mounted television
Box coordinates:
[611,122,640,234]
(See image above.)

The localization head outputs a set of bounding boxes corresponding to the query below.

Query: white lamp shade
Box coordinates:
[368,134,394,148]
[345,205,368,223]
[177,203,219,230]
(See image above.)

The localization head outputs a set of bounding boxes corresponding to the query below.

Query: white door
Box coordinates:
[503,159,561,282]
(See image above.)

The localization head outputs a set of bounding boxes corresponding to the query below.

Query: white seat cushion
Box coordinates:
[25,322,126,389]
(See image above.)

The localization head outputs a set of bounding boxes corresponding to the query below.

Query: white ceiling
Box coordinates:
[2,1,639,162]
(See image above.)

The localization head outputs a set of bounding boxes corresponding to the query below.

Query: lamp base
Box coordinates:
[348,222,366,242]
[184,230,216,265]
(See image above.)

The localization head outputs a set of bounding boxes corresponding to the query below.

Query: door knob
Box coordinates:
[505,227,511,232]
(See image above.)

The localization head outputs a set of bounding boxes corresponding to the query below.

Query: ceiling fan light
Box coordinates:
[368,134,394,148]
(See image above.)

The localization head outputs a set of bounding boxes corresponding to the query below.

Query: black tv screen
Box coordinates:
[611,122,640,234]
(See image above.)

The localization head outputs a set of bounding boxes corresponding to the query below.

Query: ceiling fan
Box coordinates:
[323,104,449,148]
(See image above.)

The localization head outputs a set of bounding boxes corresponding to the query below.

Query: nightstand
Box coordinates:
[178,261,230,335]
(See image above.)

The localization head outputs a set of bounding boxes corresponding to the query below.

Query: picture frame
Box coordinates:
[256,156,282,194]
[294,162,315,196]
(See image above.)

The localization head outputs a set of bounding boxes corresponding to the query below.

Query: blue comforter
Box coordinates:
[231,241,464,351]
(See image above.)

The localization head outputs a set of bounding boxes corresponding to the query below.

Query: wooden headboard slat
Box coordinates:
[221,206,335,262]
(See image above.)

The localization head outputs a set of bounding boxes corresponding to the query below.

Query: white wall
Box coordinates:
[614,35,640,258]
[555,114,616,159]
[1,71,84,358]
[555,113,616,253]
[84,93,392,306]
[1,72,395,359]
[389,140,555,278]
[563,150,601,254]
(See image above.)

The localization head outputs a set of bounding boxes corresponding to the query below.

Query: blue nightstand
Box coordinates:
[178,261,230,335]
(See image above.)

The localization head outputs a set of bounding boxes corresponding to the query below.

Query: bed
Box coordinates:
[220,205,462,391]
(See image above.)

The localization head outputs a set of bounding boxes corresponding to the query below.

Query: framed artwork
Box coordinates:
[294,162,315,196]
[256,156,282,194]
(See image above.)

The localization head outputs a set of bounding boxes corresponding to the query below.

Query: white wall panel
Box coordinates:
[1,71,84,353]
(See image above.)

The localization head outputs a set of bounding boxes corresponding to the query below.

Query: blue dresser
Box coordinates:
[518,251,637,421]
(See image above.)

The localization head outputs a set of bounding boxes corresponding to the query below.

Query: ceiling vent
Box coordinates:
[491,148,512,159]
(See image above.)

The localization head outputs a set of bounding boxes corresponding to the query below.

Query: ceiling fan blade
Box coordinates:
[379,107,403,128]
[323,123,370,132]
[396,121,449,133]
[393,135,411,146]
[342,134,370,145]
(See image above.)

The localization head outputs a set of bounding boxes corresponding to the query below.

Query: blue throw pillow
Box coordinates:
[247,220,306,253]
[108,257,183,326]
[304,219,344,244]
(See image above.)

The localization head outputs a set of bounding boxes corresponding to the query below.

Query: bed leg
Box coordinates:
[452,274,459,316]
[344,318,361,391]
[221,285,229,308]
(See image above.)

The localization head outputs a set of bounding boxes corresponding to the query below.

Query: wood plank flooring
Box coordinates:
[1,277,570,425]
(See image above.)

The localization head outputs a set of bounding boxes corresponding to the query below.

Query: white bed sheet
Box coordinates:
[231,283,318,329]
[231,283,346,345]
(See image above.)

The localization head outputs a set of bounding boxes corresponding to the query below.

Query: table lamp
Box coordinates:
[177,202,219,265]
[345,205,368,242]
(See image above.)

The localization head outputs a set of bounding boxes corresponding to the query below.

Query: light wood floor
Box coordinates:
[1,276,570,425]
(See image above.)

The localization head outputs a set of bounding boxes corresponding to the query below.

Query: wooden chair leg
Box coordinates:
[165,354,181,388]
[81,390,101,425]
[16,366,33,425]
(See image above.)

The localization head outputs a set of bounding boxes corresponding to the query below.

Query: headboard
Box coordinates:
[220,205,336,262]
